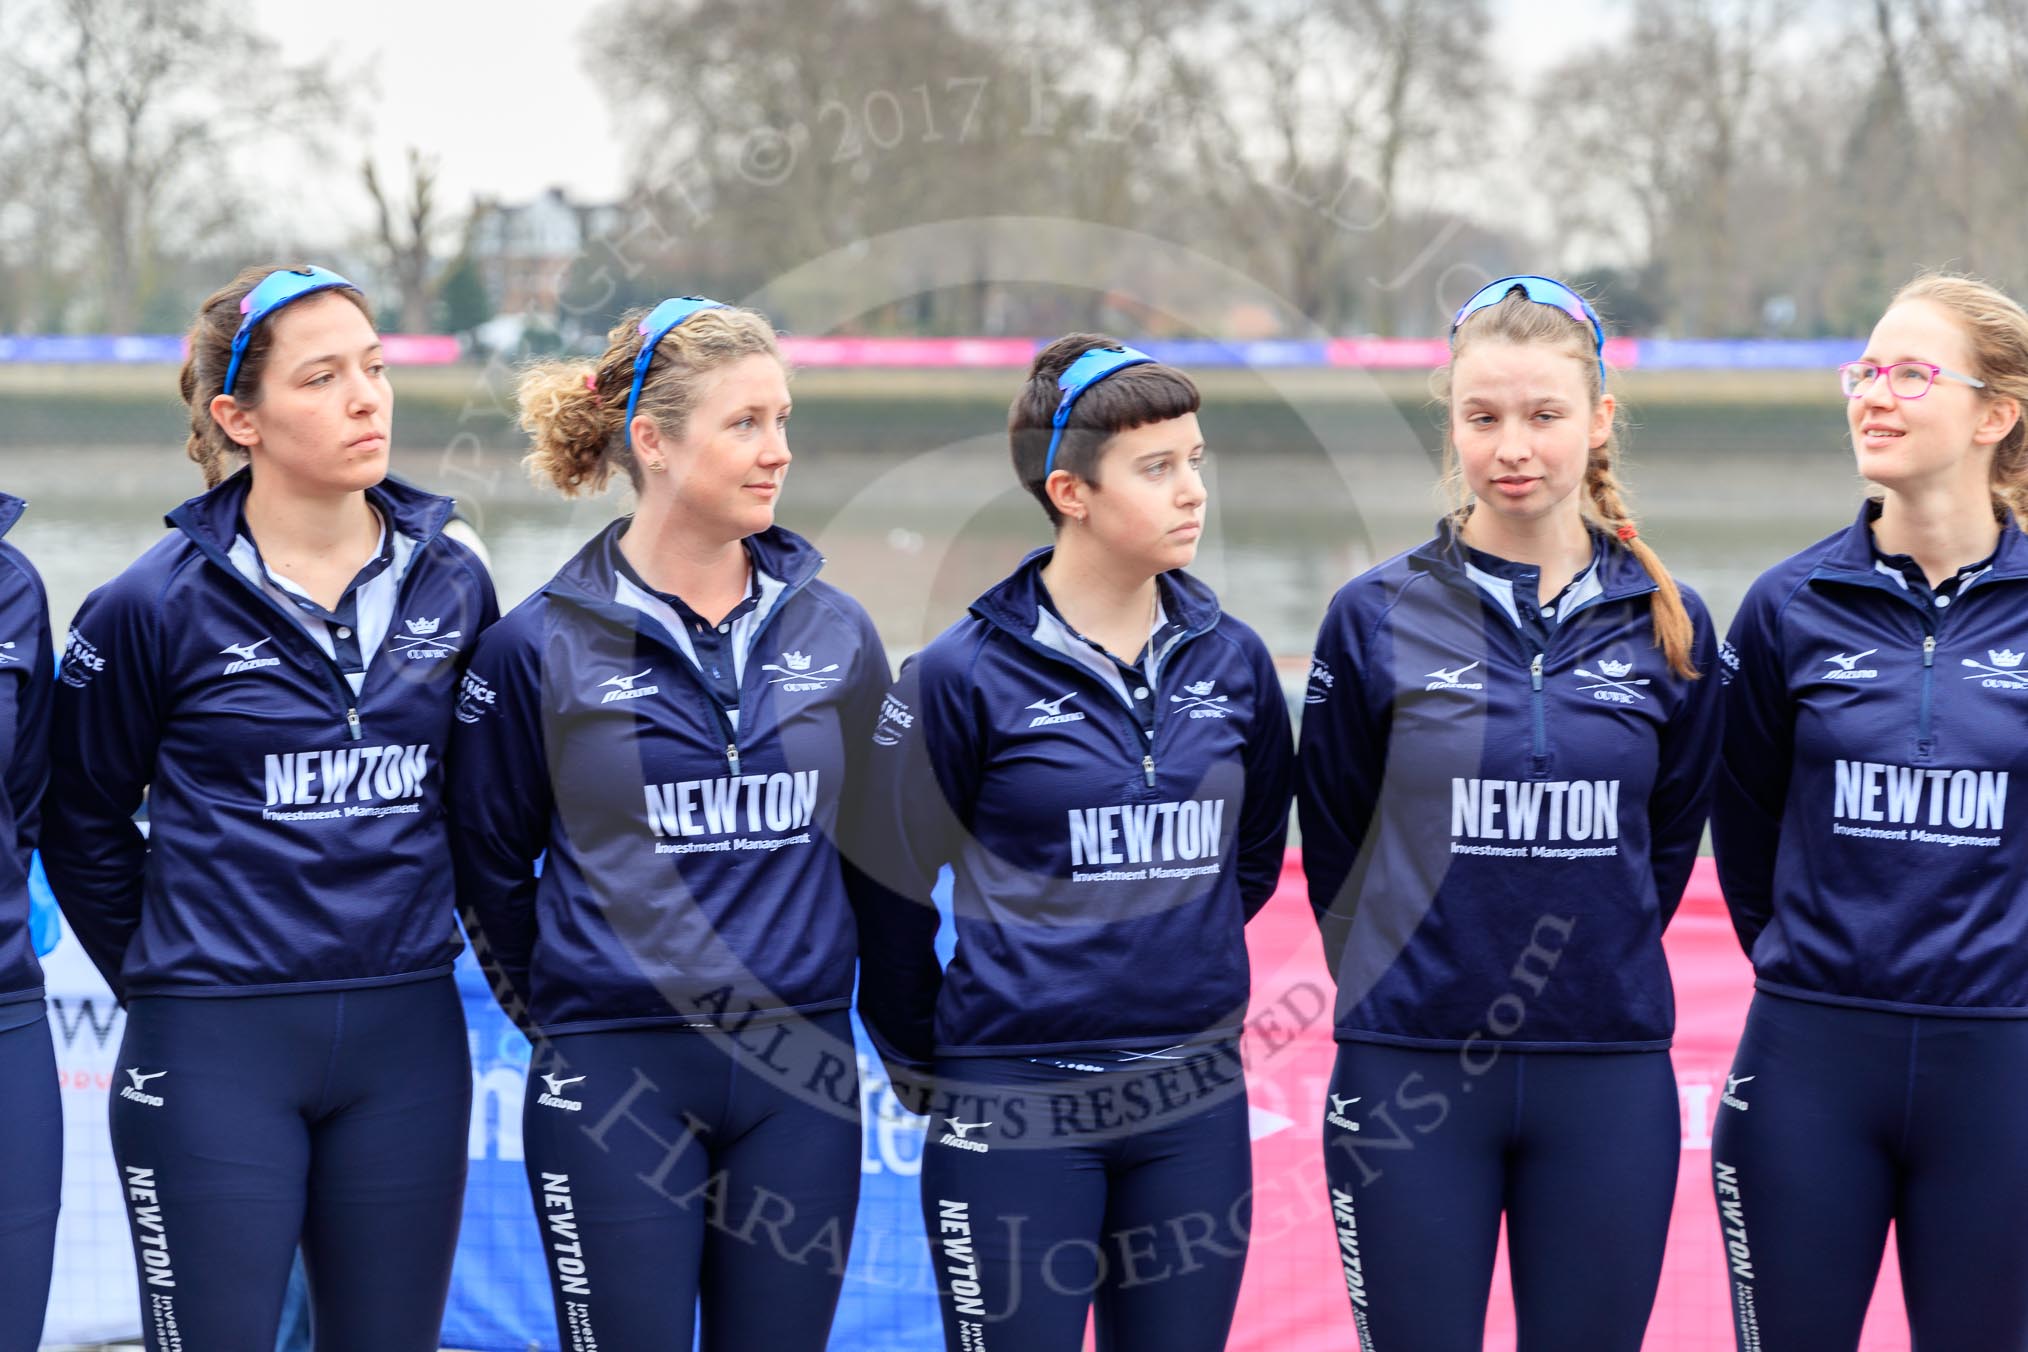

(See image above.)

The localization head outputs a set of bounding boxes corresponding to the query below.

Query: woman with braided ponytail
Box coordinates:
[1711,274,2028,1349]
[1298,276,1721,1349]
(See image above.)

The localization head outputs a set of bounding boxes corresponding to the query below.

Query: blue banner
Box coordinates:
[0,335,183,363]
[1634,338,1863,370]
[1137,339,1332,368]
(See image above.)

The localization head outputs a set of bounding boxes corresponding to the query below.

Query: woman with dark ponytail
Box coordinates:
[852,334,1295,1350]
[448,298,889,1350]
[1298,277,1721,1349]
[44,264,498,1350]
[1711,273,2028,1349]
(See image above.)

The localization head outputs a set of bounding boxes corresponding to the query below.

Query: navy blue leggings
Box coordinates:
[1320,1042,1679,1351]
[916,1043,1253,1352]
[1712,992,2028,1351]
[521,1009,862,1352]
[0,1007,59,1352]
[108,976,469,1352]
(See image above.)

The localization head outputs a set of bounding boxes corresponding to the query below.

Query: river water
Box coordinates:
[2,384,1875,675]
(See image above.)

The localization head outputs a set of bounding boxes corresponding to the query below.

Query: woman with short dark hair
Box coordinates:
[854,333,1294,1351]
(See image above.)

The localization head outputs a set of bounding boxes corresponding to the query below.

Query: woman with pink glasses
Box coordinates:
[1712,274,2028,1349]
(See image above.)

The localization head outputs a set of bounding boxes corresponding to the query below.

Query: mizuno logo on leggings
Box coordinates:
[538,1074,585,1112]
[120,1067,166,1107]
[937,1118,992,1152]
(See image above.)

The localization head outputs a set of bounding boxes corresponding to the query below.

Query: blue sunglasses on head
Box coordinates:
[222,265,358,398]
[1043,344,1158,477]
[1451,275,1608,389]
[627,296,729,447]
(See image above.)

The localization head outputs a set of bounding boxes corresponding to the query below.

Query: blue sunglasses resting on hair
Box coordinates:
[221,265,358,398]
[1043,344,1158,478]
[626,296,729,447]
[1451,274,1608,389]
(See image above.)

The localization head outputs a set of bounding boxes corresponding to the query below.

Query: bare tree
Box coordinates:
[0,0,344,332]
[1879,0,2028,288]
[1531,0,1809,335]
[1048,0,1497,333]
[0,72,72,331]
[570,0,2019,340]
[363,148,461,334]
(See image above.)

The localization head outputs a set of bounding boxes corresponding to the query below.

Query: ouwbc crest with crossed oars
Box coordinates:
[1576,657,1650,703]
[1170,678,1230,716]
[762,650,843,687]
[1962,648,2028,689]
[391,615,462,659]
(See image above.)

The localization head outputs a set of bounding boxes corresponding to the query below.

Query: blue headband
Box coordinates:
[1451,274,1608,390]
[627,296,729,447]
[1043,344,1158,477]
[222,265,358,398]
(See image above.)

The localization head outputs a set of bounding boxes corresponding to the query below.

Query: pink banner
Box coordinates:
[1226,856,1911,1350]
[380,334,462,364]
[1326,336,1644,370]
[778,336,1038,368]
[1326,338,1454,369]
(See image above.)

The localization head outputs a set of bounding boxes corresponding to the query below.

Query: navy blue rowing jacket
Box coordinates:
[1299,523,1721,1051]
[44,470,498,1001]
[0,497,52,1015]
[446,520,888,1036]
[851,551,1295,1071]
[1714,502,2028,1016]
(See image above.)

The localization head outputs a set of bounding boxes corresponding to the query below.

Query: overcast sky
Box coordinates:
[256,0,1620,229]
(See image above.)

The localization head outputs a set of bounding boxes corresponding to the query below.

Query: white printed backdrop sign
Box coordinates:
[31,859,1918,1351]
[40,917,139,1347]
